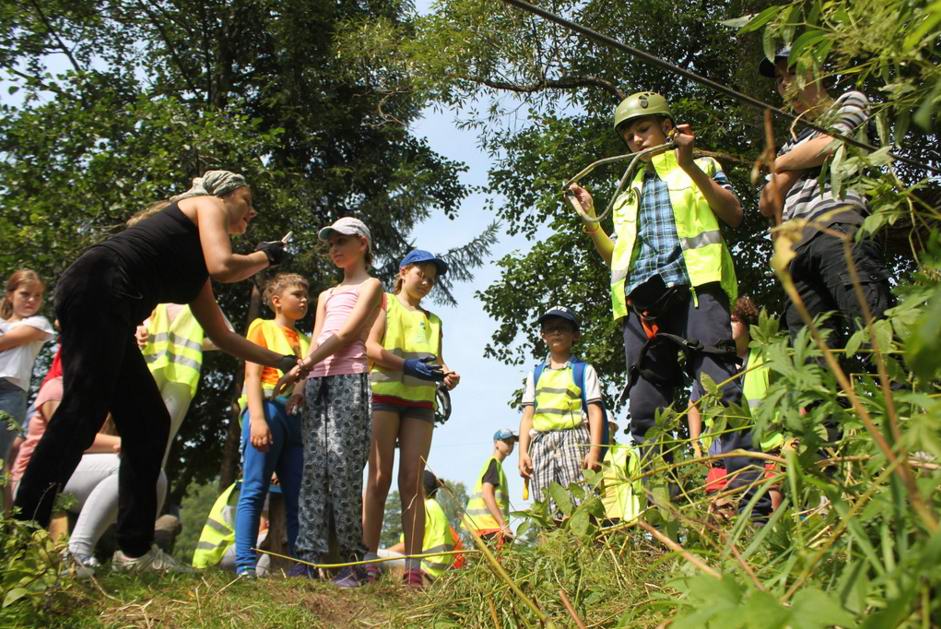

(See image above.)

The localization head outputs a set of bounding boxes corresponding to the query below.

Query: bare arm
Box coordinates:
[583,402,604,470]
[0,325,48,352]
[567,184,614,265]
[687,402,703,458]
[775,135,836,172]
[365,303,401,369]
[85,433,121,454]
[518,406,535,479]
[481,482,507,529]
[189,281,290,368]
[190,196,269,282]
[759,170,800,219]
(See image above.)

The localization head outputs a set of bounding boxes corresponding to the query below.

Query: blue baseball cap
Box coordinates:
[493,428,518,442]
[400,249,448,276]
[537,305,579,330]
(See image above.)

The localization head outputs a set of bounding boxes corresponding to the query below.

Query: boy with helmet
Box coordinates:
[567,92,770,520]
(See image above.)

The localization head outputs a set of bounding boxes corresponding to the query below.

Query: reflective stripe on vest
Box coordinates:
[532,366,583,432]
[370,293,441,403]
[742,348,784,451]
[609,151,738,321]
[462,456,508,533]
[601,443,644,522]
[192,482,238,569]
[142,304,205,397]
[238,319,310,411]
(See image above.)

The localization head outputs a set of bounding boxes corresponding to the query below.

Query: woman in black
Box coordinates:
[15,170,299,572]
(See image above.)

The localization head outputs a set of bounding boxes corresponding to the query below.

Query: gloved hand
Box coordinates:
[255,240,289,267]
[403,356,445,382]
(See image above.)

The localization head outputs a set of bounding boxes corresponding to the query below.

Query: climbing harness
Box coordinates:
[563,139,675,224]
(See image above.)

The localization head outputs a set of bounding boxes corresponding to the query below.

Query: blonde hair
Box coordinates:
[393,263,417,294]
[126,200,170,227]
[264,273,309,309]
[2,269,44,319]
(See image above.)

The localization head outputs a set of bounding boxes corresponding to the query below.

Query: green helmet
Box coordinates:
[613,91,672,132]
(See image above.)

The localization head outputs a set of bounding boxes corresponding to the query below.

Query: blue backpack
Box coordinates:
[533,358,610,461]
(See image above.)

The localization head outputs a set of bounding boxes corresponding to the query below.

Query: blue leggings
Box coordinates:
[234,400,303,573]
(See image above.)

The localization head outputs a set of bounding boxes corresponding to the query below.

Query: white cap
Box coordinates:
[318,217,372,249]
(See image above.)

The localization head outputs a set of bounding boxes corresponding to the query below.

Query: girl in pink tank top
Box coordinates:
[276,217,382,583]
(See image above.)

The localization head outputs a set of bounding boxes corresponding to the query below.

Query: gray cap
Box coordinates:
[318,217,372,249]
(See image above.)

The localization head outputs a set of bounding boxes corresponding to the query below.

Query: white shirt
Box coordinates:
[521,358,603,407]
[0,315,55,390]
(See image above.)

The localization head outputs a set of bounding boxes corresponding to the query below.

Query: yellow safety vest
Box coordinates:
[742,347,784,451]
[370,293,441,403]
[609,151,738,321]
[238,319,310,411]
[601,443,643,522]
[192,482,238,569]
[398,498,454,578]
[532,365,583,432]
[142,304,205,397]
[462,456,508,533]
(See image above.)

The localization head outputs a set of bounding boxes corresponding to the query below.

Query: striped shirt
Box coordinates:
[778,91,870,245]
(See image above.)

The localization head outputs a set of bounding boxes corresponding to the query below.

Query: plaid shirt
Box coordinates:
[625,166,732,297]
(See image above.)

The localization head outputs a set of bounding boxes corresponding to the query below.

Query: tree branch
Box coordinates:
[135,0,201,97]
[467,73,625,100]
[26,0,84,74]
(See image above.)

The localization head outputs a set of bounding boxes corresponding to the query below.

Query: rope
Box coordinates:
[500,0,940,176]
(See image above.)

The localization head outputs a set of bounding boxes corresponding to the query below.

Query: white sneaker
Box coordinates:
[112,545,195,574]
[60,549,96,579]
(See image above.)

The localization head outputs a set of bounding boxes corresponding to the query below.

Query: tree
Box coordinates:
[0,0,496,502]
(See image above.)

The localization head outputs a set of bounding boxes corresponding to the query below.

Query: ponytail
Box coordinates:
[127,200,170,227]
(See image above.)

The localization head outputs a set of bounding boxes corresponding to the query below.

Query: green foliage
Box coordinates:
[0,514,70,626]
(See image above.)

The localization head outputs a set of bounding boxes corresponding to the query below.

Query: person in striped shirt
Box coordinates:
[758,48,892,349]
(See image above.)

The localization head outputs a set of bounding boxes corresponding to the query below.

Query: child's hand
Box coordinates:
[250,416,272,452]
[135,326,149,349]
[582,450,601,471]
[286,393,305,415]
[674,123,696,169]
[566,184,596,220]
[443,371,461,390]
[518,451,533,479]
[274,367,301,396]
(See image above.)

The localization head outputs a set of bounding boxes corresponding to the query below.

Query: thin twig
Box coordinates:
[636,520,721,579]
[559,589,587,629]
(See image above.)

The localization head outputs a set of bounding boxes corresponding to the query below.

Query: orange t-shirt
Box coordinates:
[247,323,301,389]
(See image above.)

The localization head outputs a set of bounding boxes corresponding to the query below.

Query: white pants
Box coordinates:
[67,379,191,559]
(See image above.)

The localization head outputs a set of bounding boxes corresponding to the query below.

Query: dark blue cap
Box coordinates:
[759,46,791,78]
[537,305,579,330]
[400,249,448,276]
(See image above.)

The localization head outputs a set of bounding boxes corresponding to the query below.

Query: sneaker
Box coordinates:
[364,563,382,583]
[236,567,257,579]
[111,545,195,574]
[288,562,319,579]
[332,566,366,588]
[60,549,96,579]
[402,567,426,589]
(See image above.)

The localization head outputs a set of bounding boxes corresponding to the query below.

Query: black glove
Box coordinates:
[255,240,289,267]
[276,354,298,374]
[403,356,445,382]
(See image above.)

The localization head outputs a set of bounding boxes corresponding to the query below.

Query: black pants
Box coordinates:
[14,248,169,556]
[623,281,771,520]
[785,223,892,348]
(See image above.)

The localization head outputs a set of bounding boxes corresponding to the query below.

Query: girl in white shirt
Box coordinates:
[1,269,54,507]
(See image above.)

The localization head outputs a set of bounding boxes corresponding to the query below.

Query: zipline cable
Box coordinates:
[500,0,940,176]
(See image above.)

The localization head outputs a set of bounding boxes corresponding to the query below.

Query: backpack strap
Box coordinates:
[571,358,609,461]
[532,362,546,410]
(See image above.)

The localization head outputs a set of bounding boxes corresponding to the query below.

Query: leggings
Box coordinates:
[295,373,370,563]
[14,248,170,557]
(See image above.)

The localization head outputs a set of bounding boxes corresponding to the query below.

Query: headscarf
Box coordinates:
[170,170,248,202]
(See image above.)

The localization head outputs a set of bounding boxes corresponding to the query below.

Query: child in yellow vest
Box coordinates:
[518,306,603,514]
[234,273,310,577]
[362,249,457,588]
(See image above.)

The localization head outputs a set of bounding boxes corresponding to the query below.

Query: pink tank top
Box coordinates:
[308,284,369,377]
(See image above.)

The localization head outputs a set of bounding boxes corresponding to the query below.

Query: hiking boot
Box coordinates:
[60,549,96,579]
[333,566,366,588]
[402,567,426,589]
[112,545,194,574]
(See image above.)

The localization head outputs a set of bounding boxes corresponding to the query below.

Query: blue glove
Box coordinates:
[403,356,445,382]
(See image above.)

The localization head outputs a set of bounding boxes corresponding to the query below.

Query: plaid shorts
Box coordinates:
[529,425,590,505]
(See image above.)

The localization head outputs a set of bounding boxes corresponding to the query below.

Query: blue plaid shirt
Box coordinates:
[625,166,731,297]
